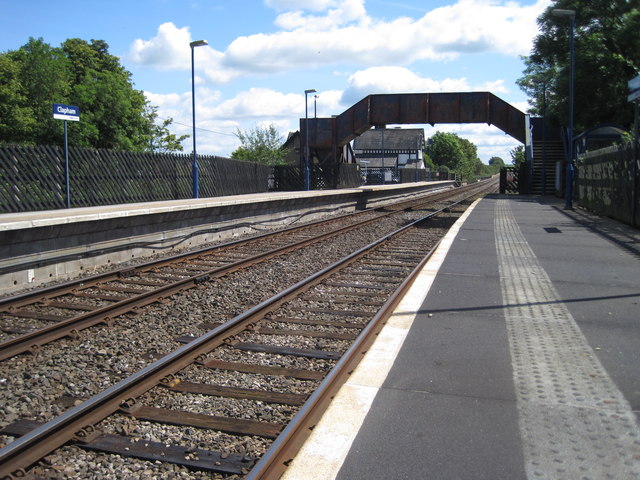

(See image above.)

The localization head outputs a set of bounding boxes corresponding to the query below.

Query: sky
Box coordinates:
[0,0,553,163]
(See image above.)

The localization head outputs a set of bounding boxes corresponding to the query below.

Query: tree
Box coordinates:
[425,132,464,171]
[0,37,185,152]
[422,152,436,171]
[457,137,479,183]
[232,124,288,165]
[0,55,34,142]
[143,105,189,153]
[4,38,71,145]
[489,156,505,168]
[511,145,526,167]
[61,38,151,150]
[517,1,640,133]
[425,131,480,183]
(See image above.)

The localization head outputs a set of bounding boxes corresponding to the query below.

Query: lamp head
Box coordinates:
[190,40,208,48]
[305,89,317,95]
[551,9,575,17]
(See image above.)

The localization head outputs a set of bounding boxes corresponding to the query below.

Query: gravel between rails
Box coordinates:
[0,206,461,479]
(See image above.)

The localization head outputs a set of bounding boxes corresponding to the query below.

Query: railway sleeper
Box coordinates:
[120,405,284,439]
[200,358,326,381]
[1,419,256,475]
[163,380,308,406]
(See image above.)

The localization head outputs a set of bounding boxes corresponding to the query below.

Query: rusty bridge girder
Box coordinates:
[300,92,527,167]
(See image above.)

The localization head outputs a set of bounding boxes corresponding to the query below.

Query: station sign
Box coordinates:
[53,104,80,121]
[628,75,640,102]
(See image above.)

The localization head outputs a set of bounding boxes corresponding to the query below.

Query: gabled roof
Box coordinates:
[353,128,424,151]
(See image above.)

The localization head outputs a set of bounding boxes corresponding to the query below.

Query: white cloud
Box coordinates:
[273,0,368,30]
[212,88,303,119]
[129,0,550,83]
[129,22,192,70]
[128,22,230,81]
[341,66,509,104]
[265,0,340,12]
[420,0,547,57]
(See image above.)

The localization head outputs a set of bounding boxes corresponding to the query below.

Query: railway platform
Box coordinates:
[0,181,454,296]
[282,194,640,480]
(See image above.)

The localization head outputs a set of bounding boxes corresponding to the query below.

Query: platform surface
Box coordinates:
[0,181,446,232]
[282,195,640,480]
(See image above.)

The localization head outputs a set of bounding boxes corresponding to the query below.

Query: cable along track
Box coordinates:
[0,182,482,361]
[0,190,485,479]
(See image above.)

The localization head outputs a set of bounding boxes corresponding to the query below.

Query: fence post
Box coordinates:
[632,100,638,227]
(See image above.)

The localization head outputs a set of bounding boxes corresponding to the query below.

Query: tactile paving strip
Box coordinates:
[495,200,640,479]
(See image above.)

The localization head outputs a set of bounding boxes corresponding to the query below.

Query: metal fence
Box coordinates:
[359,168,430,185]
[271,164,362,191]
[0,145,273,213]
[0,146,368,213]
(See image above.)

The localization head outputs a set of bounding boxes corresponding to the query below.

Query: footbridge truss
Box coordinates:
[300,92,530,167]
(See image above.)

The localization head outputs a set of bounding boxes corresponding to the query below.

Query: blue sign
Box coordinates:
[53,104,80,121]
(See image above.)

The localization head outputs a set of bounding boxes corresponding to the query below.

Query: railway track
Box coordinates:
[0,179,496,479]
[0,182,478,361]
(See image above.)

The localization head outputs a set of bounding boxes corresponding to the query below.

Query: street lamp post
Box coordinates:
[534,80,548,195]
[541,81,547,196]
[304,89,316,191]
[553,9,576,209]
[190,39,208,199]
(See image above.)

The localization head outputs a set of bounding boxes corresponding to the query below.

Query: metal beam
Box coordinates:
[299,92,527,167]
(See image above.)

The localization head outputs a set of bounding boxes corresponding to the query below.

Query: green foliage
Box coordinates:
[422,153,436,171]
[231,124,289,165]
[426,131,463,170]
[510,145,526,167]
[474,156,506,177]
[488,156,506,168]
[425,131,481,183]
[517,0,640,132]
[0,55,35,142]
[0,37,185,152]
[144,105,189,153]
[457,136,479,183]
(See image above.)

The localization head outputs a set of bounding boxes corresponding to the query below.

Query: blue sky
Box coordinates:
[0,0,552,162]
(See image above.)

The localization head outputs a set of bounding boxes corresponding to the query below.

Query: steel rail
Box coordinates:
[0,207,398,360]
[247,240,441,480]
[245,201,472,480]
[0,195,470,478]
[0,185,468,361]
[0,185,456,309]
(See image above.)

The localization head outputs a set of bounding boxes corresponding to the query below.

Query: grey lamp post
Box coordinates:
[552,9,575,209]
[304,89,316,191]
[534,79,548,195]
[190,39,208,198]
